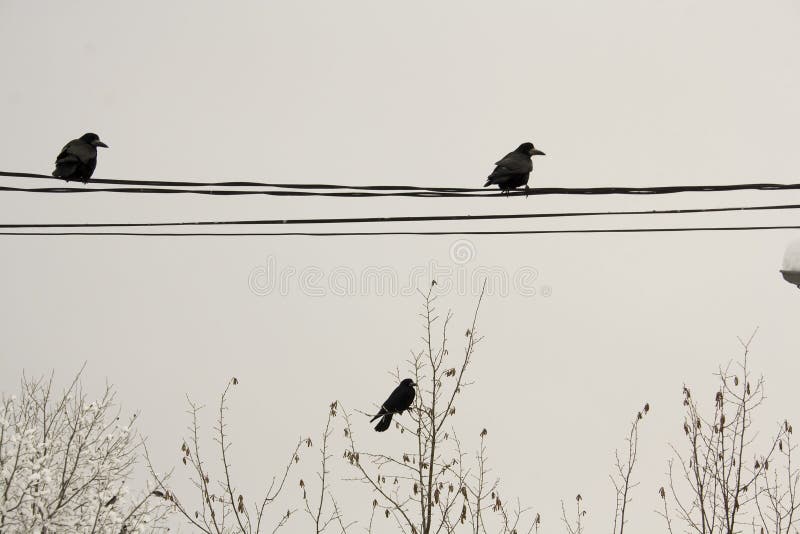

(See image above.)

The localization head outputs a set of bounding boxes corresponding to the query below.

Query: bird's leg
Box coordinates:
[525,185,530,198]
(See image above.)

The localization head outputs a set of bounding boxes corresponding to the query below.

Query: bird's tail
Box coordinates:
[483,178,494,187]
[374,413,393,432]
[370,405,388,423]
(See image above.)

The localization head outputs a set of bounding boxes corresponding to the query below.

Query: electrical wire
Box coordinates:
[2,225,800,237]
[1,203,799,229]
[3,171,800,197]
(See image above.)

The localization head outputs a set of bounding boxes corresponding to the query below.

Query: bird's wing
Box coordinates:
[492,152,532,175]
[56,140,96,165]
[55,144,78,165]
[383,385,413,413]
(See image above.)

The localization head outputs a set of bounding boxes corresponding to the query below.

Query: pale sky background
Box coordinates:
[1,1,800,532]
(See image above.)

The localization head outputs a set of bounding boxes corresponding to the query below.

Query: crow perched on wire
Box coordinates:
[484,142,545,194]
[371,378,416,432]
[52,133,108,183]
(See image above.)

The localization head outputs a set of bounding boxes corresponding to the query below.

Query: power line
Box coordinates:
[0,171,480,192]
[1,203,800,229]
[3,171,800,197]
[2,225,800,237]
[0,184,480,197]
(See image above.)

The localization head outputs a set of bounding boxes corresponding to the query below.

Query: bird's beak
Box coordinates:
[411,382,417,387]
[94,141,109,148]
[531,149,545,156]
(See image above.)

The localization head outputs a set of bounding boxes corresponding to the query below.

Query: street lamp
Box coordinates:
[781,238,800,288]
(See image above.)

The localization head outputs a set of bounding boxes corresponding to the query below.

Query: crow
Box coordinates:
[105,495,118,507]
[370,378,416,432]
[484,142,545,194]
[52,132,108,183]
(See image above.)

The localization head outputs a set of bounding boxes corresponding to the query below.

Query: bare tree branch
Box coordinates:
[145,377,305,533]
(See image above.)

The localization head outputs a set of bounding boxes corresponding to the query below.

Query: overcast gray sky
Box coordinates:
[1,1,800,531]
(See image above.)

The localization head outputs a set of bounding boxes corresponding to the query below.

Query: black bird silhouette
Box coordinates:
[105,495,118,507]
[371,378,416,432]
[52,132,108,183]
[484,142,545,194]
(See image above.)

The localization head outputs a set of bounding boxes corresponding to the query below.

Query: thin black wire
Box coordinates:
[0,171,478,192]
[3,171,800,197]
[2,225,800,237]
[0,185,486,197]
[2,203,800,229]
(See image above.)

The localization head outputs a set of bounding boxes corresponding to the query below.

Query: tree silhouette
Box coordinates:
[337,282,539,534]
[658,331,797,534]
[144,378,305,534]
